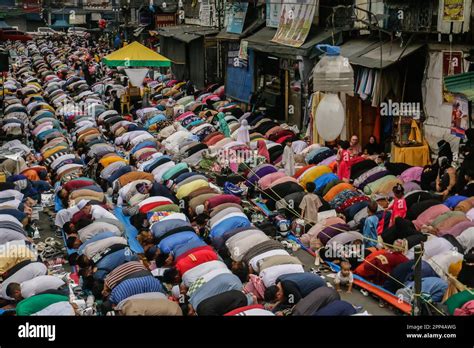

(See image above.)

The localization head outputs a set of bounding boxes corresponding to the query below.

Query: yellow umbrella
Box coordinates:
[102,41,171,68]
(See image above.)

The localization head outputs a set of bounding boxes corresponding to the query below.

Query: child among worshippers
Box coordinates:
[281,140,295,176]
[334,260,353,293]
[236,119,250,145]
[336,140,351,182]
[363,201,379,248]
[459,168,474,197]
[299,182,322,224]
[193,212,209,238]
[375,153,388,166]
[387,184,407,227]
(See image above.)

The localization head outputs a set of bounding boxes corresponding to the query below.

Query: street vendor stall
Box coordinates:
[391,119,431,167]
[102,41,172,112]
[102,41,171,68]
[391,142,431,167]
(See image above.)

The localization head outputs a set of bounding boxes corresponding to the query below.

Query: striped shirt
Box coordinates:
[104,261,148,291]
[109,275,164,305]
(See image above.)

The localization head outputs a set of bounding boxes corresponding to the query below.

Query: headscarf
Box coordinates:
[257,140,270,163]
[457,253,474,288]
[437,140,453,164]
[216,112,230,137]
[236,119,250,144]
[364,136,380,155]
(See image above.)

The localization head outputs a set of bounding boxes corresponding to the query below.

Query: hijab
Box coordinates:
[257,140,270,162]
[364,137,380,155]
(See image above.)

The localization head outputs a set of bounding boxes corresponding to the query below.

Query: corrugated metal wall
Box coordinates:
[189,37,205,89]
[160,36,188,80]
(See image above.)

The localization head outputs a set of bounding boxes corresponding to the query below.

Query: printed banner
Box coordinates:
[450,95,469,138]
[239,40,248,61]
[226,2,248,34]
[200,0,213,27]
[266,0,281,28]
[227,42,248,69]
[271,0,318,47]
[443,0,465,21]
[442,51,464,103]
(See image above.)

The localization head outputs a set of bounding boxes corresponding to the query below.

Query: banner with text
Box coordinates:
[271,0,318,47]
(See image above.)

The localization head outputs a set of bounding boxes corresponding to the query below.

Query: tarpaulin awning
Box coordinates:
[51,19,70,28]
[445,71,474,101]
[50,8,88,15]
[340,39,426,69]
[156,25,219,43]
[339,39,381,60]
[216,18,266,41]
[124,68,149,87]
[246,27,341,59]
[102,41,171,68]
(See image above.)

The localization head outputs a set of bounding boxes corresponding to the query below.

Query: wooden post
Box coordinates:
[358,97,362,144]
[285,69,289,123]
[413,244,424,316]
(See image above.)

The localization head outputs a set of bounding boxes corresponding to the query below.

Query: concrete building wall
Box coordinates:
[422,44,471,157]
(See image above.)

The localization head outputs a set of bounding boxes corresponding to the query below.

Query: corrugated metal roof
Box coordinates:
[215,30,240,41]
[340,39,426,69]
[157,25,219,43]
[246,27,340,58]
[339,39,380,60]
[445,71,474,101]
[216,18,265,41]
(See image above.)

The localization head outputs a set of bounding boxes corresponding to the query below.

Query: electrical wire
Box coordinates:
[218,163,441,314]
[208,153,474,314]
[237,160,404,250]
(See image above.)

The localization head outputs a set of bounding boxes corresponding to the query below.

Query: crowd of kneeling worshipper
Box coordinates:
[0,36,473,317]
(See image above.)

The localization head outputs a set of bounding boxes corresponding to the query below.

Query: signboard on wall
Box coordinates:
[442,51,464,103]
[442,0,465,21]
[156,14,177,27]
[226,43,254,103]
[228,44,248,69]
[271,0,318,47]
[450,95,469,138]
[226,2,248,34]
[266,0,281,28]
[200,0,213,27]
[91,13,102,21]
[84,0,112,10]
[239,40,248,61]
[69,14,86,25]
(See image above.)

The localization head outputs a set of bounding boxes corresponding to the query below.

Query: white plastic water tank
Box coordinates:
[313,44,354,93]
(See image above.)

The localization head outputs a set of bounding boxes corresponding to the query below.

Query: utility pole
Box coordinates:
[216,0,224,30]
[412,244,424,316]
